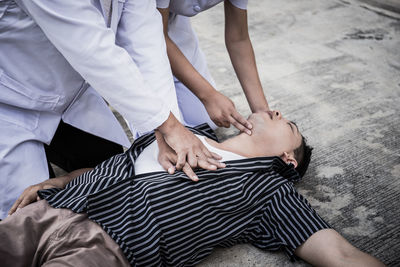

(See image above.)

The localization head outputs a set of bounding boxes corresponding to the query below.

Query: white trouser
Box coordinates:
[0,119,49,219]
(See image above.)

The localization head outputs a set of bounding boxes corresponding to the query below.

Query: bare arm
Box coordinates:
[158,7,215,103]
[224,0,269,113]
[295,229,385,266]
[157,7,252,133]
[8,168,92,216]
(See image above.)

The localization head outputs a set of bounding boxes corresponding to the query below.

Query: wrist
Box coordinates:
[155,130,166,144]
[197,86,217,103]
[48,176,69,188]
[250,101,270,113]
[157,112,181,136]
[253,106,270,113]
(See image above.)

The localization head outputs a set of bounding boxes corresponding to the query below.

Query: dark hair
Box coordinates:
[293,135,313,177]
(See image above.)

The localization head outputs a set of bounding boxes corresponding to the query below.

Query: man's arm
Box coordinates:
[295,229,385,266]
[224,0,270,113]
[8,168,92,216]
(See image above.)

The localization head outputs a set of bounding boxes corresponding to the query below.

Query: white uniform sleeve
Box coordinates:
[14,0,171,133]
[156,0,170,9]
[116,0,180,133]
[229,0,248,10]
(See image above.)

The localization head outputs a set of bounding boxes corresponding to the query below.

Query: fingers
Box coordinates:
[17,195,36,212]
[210,151,222,160]
[213,110,252,134]
[161,124,224,177]
[187,150,198,168]
[8,194,24,215]
[206,157,226,169]
[163,159,177,174]
[217,119,230,128]
[168,166,176,174]
[182,163,198,182]
[179,159,225,182]
[159,157,176,174]
[8,186,37,216]
[176,152,186,171]
[175,147,225,179]
[230,111,252,135]
[156,131,178,174]
[192,145,224,169]
[197,157,226,171]
[201,147,213,158]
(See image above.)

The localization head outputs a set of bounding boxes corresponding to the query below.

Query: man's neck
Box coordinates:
[205,133,267,158]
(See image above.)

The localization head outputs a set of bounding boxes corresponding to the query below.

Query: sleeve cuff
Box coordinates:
[156,0,170,9]
[228,0,248,10]
[129,102,171,136]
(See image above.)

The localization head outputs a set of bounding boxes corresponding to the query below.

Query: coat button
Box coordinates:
[193,5,201,12]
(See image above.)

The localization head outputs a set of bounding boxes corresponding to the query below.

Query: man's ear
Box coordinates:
[281,152,298,168]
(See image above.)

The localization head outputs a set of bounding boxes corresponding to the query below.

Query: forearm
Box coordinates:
[295,229,385,267]
[49,168,93,189]
[158,7,216,102]
[165,34,216,101]
[61,168,93,186]
[8,168,93,215]
[226,38,269,112]
[224,1,269,112]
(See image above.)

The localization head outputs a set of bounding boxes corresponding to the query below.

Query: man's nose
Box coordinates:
[273,110,282,120]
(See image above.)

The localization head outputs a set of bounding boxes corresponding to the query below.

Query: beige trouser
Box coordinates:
[0,200,131,267]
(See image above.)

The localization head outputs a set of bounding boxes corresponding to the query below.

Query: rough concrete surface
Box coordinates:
[187,0,400,266]
[56,0,399,265]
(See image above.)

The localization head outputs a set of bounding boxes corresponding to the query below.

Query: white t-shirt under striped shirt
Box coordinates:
[134,135,245,175]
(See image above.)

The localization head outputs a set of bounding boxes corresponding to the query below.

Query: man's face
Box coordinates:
[248,111,302,158]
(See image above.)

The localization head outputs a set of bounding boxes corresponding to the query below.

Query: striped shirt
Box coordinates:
[39,124,330,266]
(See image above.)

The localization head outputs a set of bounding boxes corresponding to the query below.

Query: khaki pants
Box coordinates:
[0,200,130,267]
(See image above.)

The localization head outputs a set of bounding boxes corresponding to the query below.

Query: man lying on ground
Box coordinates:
[1,111,384,266]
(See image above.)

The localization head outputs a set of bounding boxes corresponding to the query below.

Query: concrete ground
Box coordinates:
[188,0,400,266]
[56,0,399,265]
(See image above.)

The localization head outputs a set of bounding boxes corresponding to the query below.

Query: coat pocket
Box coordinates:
[0,102,40,130]
[0,68,60,112]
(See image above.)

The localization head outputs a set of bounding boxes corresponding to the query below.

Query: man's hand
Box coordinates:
[8,168,91,216]
[201,91,252,135]
[8,177,65,216]
[156,113,224,181]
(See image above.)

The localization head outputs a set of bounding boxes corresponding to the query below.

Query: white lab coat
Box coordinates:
[155,0,247,128]
[0,0,180,218]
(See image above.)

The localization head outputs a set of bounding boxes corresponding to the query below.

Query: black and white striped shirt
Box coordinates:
[39,124,330,266]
